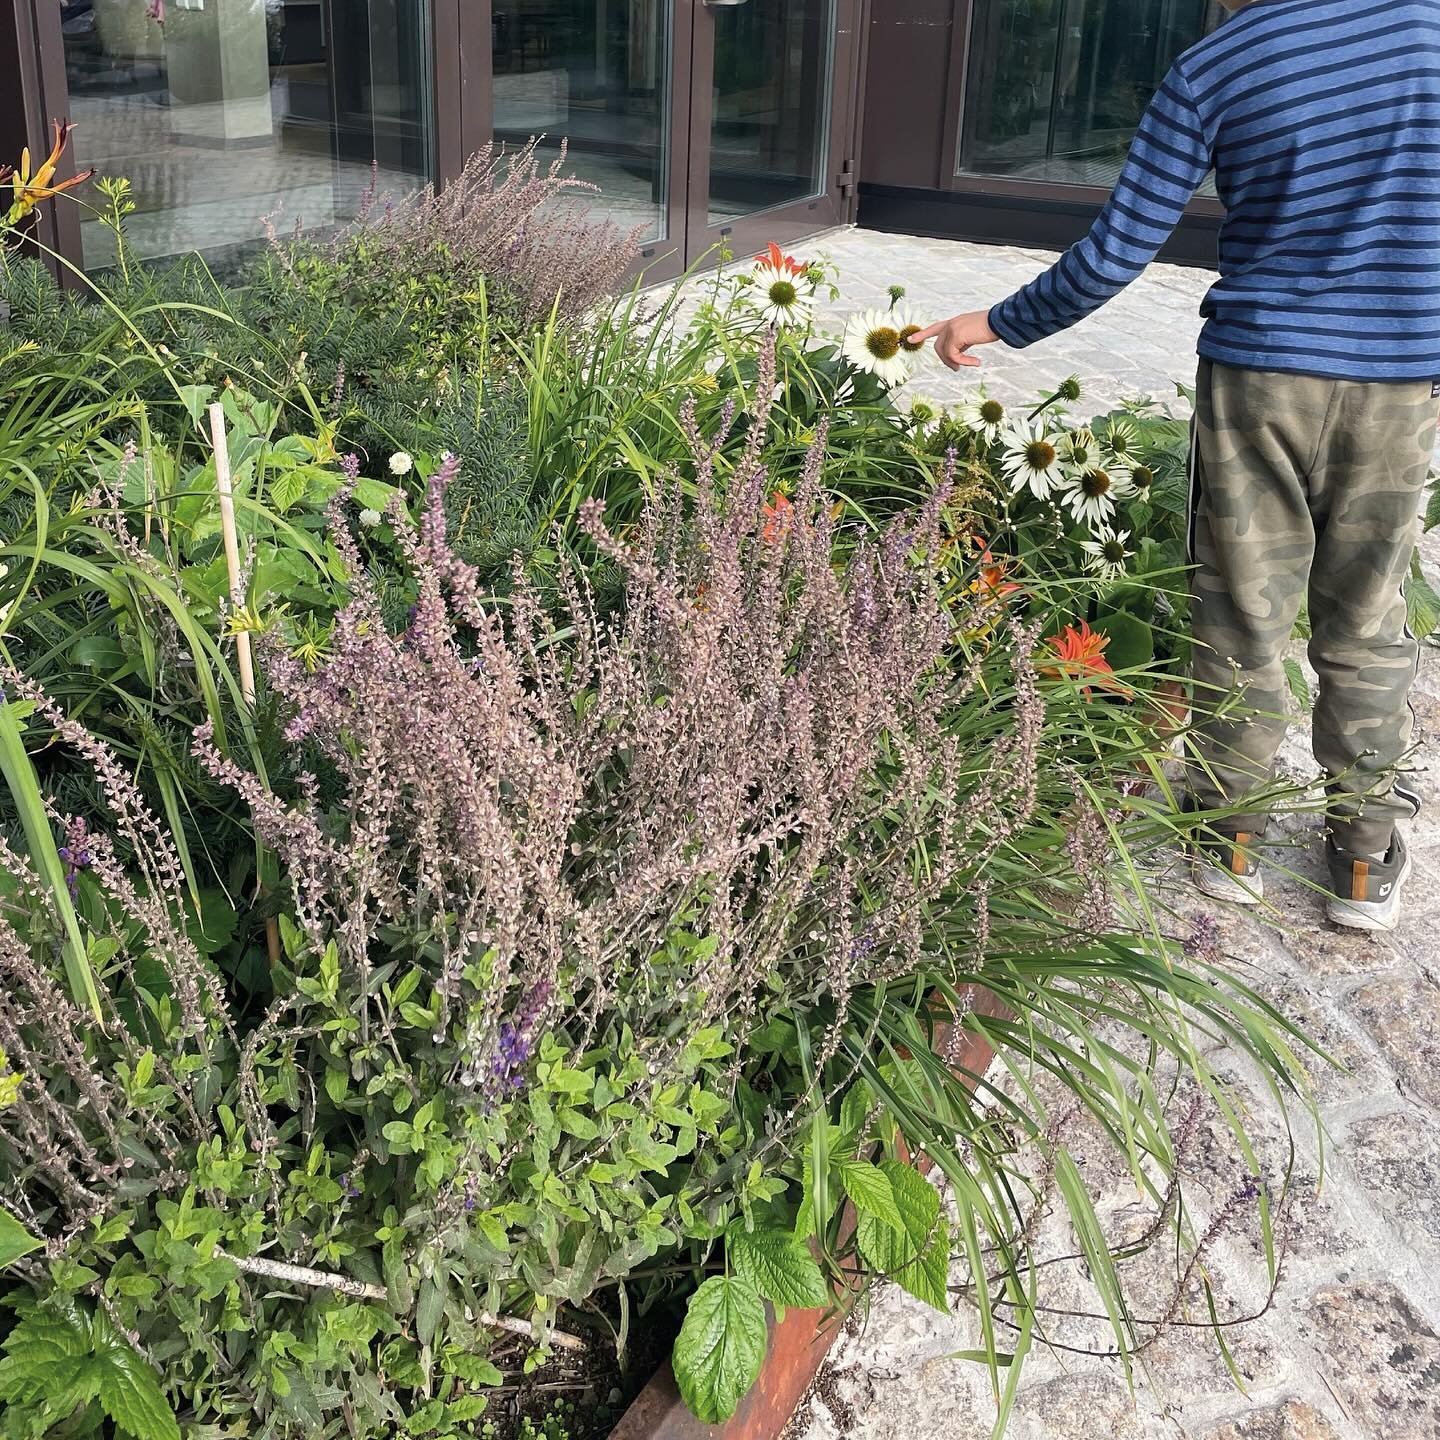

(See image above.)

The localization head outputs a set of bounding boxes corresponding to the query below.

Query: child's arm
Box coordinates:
[913,66,1213,369]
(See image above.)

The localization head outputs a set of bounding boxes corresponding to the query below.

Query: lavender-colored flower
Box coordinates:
[57,817,92,902]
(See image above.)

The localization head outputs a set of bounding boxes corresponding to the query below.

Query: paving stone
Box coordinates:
[1301,1282,1440,1439]
[1342,1108,1440,1245]
[1201,1398,1345,1440]
[1349,977,1440,1111]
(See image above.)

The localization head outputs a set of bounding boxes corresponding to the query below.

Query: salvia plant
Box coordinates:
[0,343,1317,1438]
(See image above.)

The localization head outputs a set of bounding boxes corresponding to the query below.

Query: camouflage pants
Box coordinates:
[1187,359,1440,855]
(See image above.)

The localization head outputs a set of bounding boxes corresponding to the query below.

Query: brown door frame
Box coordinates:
[682,0,863,268]
[1,0,83,274]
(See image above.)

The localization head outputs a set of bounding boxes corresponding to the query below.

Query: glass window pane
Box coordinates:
[61,0,434,269]
[708,0,835,227]
[958,0,1224,192]
[491,0,671,244]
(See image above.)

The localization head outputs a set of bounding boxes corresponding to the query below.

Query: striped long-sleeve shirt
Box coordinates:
[988,0,1440,383]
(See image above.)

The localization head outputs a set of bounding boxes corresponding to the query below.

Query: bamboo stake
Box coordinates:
[222,1253,587,1350]
[208,403,281,968]
[209,403,256,705]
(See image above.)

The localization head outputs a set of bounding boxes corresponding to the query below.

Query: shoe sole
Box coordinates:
[1192,863,1264,907]
[1326,851,1414,933]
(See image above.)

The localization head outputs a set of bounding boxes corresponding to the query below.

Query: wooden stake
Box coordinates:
[208,402,256,705]
[208,402,281,968]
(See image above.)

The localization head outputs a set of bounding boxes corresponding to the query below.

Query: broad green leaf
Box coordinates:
[836,1160,902,1232]
[416,1277,445,1347]
[672,1275,767,1424]
[92,1311,181,1440]
[726,1226,829,1310]
[0,1210,41,1269]
[855,1162,950,1314]
[1406,558,1440,642]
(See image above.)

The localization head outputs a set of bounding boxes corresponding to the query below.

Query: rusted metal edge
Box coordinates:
[609,982,1007,1440]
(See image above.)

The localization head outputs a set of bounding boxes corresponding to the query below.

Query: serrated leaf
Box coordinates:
[837,1160,901,1232]
[855,1162,950,1313]
[726,1227,829,1310]
[92,1311,181,1440]
[672,1275,767,1424]
[0,1210,41,1269]
[1282,658,1311,709]
[1406,560,1440,642]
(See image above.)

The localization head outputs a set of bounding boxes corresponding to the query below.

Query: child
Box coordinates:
[913,0,1440,932]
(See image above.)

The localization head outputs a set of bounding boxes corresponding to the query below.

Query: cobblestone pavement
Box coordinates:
[783,230,1440,1440]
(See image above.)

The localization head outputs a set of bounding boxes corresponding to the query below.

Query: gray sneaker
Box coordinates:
[1326,832,1412,933]
[1191,829,1265,907]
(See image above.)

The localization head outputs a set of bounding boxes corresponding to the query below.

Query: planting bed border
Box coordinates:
[610,984,1012,1440]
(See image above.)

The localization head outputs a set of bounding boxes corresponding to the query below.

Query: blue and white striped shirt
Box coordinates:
[989,0,1440,383]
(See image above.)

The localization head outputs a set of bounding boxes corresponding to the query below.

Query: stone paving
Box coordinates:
[779,230,1440,1440]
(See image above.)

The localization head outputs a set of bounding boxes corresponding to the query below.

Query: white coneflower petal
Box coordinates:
[907,394,942,434]
[842,308,912,387]
[1079,527,1134,583]
[1059,461,1134,528]
[1057,426,1099,478]
[1000,418,1064,500]
[751,263,815,328]
[957,394,1008,445]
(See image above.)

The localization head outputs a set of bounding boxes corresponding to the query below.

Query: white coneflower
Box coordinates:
[906,394,943,435]
[1057,426,1100,477]
[1079,527,1134,584]
[389,451,414,477]
[750,263,815,327]
[1099,415,1139,465]
[1059,462,1134,529]
[1128,461,1157,501]
[957,394,1007,445]
[1000,418,1065,500]
[842,309,912,387]
[888,303,930,355]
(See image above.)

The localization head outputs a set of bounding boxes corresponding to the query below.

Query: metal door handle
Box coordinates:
[702,0,750,7]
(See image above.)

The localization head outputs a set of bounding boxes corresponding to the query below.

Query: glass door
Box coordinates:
[683,0,858,266]
[56,0,435,269]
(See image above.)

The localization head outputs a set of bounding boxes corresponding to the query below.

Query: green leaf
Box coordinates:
[92,1311,181,1440]
[1091,609,1154,672]
[836,1160,901,1232]
[0,1210,41,1269]
[672,1275,767,1424]
[1425,478,1440,533]
[416,1277,445,1348]
[1282,658,1311,709]
[0,702,99,1018]
[855,1162,949,1314]
[1406,558,1440,642]
[726,1227,829,1310]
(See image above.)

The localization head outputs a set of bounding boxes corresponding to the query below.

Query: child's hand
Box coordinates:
[909,311,1000,370]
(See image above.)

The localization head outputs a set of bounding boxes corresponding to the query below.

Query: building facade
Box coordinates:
[1,1,1225,280]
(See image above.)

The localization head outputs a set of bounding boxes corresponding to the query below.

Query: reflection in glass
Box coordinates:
[60,0,434,269]
[708,0,834,226]
[958,0,1224,191]
[491,0,670,243]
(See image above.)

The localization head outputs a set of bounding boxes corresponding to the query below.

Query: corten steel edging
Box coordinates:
[609,982,1010,1440]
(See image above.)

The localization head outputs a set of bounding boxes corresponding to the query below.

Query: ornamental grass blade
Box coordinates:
[0,699,100,1019]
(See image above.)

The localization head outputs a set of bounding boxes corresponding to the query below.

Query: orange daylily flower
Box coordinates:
[754,242,808,279]
[1041,619,1124,694]
[760,492,794,544]
[4,120,95,227]
[968,536,1021,604]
